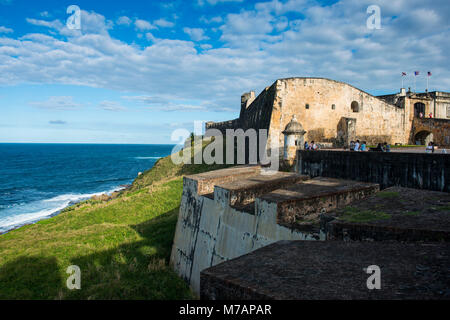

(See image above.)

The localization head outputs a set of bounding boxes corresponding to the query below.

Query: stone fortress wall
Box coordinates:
[169,166,380,295]
[206,77,450,150]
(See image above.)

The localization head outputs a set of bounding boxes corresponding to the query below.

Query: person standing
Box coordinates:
[354,140,360,151]
[426,142,433,153]
[383,142,391,152]
[304,141,309,150]
[429,112,433,118]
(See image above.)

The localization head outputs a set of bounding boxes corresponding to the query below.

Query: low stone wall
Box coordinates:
[297,150,450,192]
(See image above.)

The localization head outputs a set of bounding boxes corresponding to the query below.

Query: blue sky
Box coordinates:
[0,0,449,143]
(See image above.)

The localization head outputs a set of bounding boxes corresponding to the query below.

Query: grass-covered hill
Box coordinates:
[0,144,228,300]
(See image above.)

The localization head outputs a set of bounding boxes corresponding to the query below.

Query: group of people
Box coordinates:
[418,112,433,118]
[349,140,368,152]
[370,142,391,152]
[304,141,318,150]
[349,140,391,152]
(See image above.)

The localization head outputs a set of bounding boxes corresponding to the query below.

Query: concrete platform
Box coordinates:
[200,240,450,300]
[215,172,309,209]
[259,177,380,229]
[185,165,261,195]
[326,186,450,242]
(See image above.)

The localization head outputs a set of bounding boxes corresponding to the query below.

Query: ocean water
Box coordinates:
[0,144,175,234]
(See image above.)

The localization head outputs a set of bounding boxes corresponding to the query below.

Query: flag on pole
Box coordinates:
[413,71,419,92]
[402,72,406,76]
[427,71,432,76]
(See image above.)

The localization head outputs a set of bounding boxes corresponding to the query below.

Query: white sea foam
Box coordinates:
[134,156,161,160]
[0,186,126,234]
[0,202,69,233]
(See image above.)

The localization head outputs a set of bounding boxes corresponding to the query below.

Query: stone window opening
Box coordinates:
[351,101,359,113]
[305,103,310,109]
[332,104,336,110]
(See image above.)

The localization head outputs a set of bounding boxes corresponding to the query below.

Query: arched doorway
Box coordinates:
[414,102,425,117]
[414,130,433,146]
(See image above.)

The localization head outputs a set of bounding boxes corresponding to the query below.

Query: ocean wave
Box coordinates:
[0,202,69,233]
[0,186,126,234]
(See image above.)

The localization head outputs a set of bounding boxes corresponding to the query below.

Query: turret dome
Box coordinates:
[282,115,305,135]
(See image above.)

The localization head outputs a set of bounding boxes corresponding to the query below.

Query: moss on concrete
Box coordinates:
[376,191,400,199]
[340,206,391,223]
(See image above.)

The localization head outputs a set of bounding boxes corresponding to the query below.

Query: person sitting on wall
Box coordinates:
[360,141,367,151]
[349,140,355,151]
[369,143,384,152]
[426,142,433,153]
[310,141,318,150]
[383,142,391,152]
[354,140,360,151]
[419,112,424,118]
[304,141,309,150]
[429,112,433,118]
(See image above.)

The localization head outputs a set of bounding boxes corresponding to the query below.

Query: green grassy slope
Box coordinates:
[0,146,228,300]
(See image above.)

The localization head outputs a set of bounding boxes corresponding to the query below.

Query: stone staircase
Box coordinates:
[185,166,379,228]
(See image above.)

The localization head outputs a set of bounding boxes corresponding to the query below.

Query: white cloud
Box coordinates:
[154,18,175,28]
[200,16,223,24]
[183,27,209,41]
[1,1,449,115]
[116,16,132,26]
[135,19,155,31]
[30,96,82,110]
[26,18,63,30]
[0,26,13,33]
[99,100,127,111]
[200,44,212,50]
[198,0,244,6]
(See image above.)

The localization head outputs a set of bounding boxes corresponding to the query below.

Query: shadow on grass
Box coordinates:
[0,256,61,300]
[63,206,193,300]
[0,207,192,300]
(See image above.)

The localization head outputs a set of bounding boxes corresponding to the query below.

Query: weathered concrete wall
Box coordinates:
[170,168,321,295]
[297,150,450,192]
